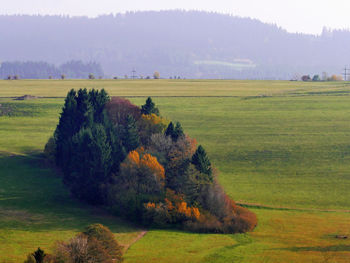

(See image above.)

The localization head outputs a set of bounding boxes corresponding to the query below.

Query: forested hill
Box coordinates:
[0,61,103,79]
[1,11,350,79]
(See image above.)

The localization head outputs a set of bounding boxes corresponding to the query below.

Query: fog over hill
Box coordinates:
[1,10,350,79]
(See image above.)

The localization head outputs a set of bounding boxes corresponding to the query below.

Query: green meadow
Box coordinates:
[1,80,350,262]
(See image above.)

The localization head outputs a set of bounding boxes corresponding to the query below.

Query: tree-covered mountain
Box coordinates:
[1,11,349,79]
[0,60,103,79]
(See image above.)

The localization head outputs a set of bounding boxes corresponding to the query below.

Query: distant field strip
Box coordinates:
[1,79,350,97]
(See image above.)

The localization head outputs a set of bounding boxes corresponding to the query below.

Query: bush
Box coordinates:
[52,224,123,263]
[84,224,123,262]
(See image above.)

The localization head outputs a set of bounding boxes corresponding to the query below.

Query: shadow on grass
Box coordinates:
[0,152,140,233]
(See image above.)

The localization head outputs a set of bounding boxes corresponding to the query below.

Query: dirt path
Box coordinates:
[236,201,350,213]
[123,230,148,253]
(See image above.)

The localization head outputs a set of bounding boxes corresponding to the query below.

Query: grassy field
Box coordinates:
[1,79,350,262]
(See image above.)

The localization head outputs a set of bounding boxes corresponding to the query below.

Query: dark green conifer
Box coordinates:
[122,115,140,152]
[174,122,184,140]
[54,89,77,168]
[76,88,93,128]
[192,145,213,181]
[69,124,113,204]
[102,110,126,171]
[165,122,175,138]
[32,248,46,263]
[89,88,110,122]
[141,97,159,115]
[165,121,184,141]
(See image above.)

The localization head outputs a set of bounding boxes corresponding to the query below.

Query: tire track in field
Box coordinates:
[123,230,148,253]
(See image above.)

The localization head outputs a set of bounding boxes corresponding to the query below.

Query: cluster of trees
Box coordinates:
[300,74,343,82]
[24,224,123,263]
[46,89,257,233]
[0,60,103,79]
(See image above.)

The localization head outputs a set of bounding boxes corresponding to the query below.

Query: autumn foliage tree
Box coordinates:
[50,224,123,263]
[48,90,257,234]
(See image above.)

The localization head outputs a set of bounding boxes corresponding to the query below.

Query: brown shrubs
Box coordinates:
[52,224,123,263]
[105,97,141,125]
[143,189,200,227]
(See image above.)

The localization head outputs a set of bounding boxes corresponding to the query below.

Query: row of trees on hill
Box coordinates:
[45,89,257,233]
[0,60,103,79]
[24,224,123,263]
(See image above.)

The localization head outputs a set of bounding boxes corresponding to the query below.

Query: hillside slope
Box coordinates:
[1,11,349,79]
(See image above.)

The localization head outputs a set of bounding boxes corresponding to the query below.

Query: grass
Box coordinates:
[1,79,350,262]
[0,79,349,97]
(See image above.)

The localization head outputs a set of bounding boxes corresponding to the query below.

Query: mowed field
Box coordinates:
[1,79,350,263]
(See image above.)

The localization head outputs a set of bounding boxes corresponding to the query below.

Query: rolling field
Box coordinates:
[1,80,350,262]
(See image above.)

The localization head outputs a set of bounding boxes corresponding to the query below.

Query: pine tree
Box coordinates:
[165,122,175,138]
[90,124,113,182]
[174,122,184,140]
[76,88,93,128]
[54,89,77,168]
[165,121,184,141]
[122,115,140,152]
[192,145,213,181]
[32,248,46,263]
[89,88,110,123]
[141,97,159,115]
[102,110,126,171]
[69,124,113,204]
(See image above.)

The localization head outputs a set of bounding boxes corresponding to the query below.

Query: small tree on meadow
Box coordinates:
[312,75,320,81]
[84,224,123,262]
[32,248,46,263]
[61,74,66,80]
[153,71,160,79]
[141,97,159,116]
[301,75,311,81]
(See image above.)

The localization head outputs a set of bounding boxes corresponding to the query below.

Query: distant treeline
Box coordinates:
[0,60,104,79]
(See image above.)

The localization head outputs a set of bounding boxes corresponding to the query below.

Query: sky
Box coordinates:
[1,0,350,35]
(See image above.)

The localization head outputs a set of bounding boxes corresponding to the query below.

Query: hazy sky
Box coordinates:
[2,0,350,35]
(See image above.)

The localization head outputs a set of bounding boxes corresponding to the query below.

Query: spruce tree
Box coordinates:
[141,97,159,115]
[165,121,184,141]
[165,122,175,138]
[192,145,213,181]
[54,89,77,168]
[174,122,184,140]
[122,115,140,152]
[32,248,46,263]
[89,88,110,122]
[102,110,126,171]
[90,124,113,182]
[76,88,93,128]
